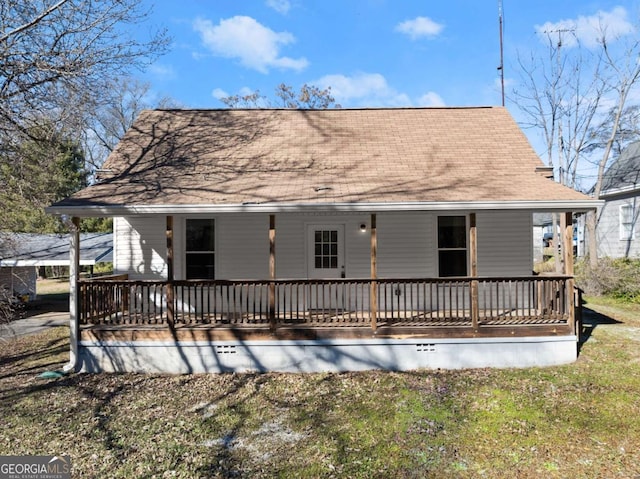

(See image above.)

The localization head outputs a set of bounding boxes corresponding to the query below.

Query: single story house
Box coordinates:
[47,107,599,373]
[592,141,640,258]
[0,233,112,300]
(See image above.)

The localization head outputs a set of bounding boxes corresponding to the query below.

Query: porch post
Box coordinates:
[469,213,479,331]
[370,213,377,331]
[63,216,80,372]
[166,216,175,329]
[269,214,276,331]
[562,212,576,333]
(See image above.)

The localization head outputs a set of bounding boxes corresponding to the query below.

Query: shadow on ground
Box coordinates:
[24,294,69,317]
[578,307,622,353]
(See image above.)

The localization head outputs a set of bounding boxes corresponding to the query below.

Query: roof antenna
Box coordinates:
[497,0,505,106]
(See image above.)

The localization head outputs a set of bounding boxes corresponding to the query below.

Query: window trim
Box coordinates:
[620,204,636,241]
[184,217,216,280]
[436,215,469,277]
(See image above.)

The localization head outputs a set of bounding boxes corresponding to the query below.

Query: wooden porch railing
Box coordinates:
[78,276,578,333]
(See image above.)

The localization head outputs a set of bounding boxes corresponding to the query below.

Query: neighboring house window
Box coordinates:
[438,216,467,277]
[186,219,215,279]
[620,204,636,240]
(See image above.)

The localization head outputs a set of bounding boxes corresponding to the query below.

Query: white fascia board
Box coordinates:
[46,199,602,217]
[599,184,640,198]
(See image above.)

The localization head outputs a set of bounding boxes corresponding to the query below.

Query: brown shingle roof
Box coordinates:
[56,107,592,208]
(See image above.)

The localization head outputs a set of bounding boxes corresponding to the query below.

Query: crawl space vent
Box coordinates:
[215,345,237,355]
[416,343,436,353]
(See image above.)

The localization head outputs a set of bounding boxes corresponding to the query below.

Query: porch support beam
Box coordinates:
[63,216,80,372]
[269,214,276,331]
[166,216,175,330]
[561,212,573,276]
[562,212,576,334]
[469,213,479,331]
[370,213,377,331]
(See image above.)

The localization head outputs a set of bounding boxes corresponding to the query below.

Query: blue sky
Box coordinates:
[137,0,640,110]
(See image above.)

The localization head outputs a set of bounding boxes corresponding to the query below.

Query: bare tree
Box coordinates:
[589,104,640,158]
[0,1,170,235]
[84,78,180,173]
[585,35,640,264]
[0,0,169,146]
[513,24,640,265]
[513,31,604,190]
[220,83,340,109]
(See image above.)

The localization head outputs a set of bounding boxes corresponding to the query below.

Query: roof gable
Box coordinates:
[53,107,592,209]
[601,140,640,194]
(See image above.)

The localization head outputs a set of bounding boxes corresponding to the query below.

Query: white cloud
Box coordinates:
[193,16,309,73]
[266,0,291,14]
[535,6,634,49]
[211,88,228,99]
[395,16,444,40]
[238,86,257,96]
[417,91,445,107]
[314,72,412,106]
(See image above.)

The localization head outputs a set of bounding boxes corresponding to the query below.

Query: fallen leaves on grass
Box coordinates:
[0,301,640,478]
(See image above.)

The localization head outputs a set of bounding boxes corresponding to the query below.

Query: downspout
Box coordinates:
[62,216,80,373]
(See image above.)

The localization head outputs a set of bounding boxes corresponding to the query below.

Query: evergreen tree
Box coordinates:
[0,126,87,232]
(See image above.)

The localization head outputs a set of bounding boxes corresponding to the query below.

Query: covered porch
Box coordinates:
[69,211,581,352]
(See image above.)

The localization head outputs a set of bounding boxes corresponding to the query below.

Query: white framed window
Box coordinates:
[620,204,636,241]
[185,218,215,279]
[437,216,468,277]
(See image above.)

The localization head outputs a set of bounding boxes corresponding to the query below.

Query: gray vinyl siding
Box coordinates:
[114,211,535,281]
[377,212,435,277]
[596,193,640,258]
[274,213,374,279]
[217,214,269,279]
[477,211,533,276]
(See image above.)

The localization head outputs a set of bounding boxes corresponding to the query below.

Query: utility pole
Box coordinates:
[497,0,505,106]
[543,27,574,272]
[549,28,573,186]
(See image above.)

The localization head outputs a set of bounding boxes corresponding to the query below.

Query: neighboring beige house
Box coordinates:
[47,107,599,373]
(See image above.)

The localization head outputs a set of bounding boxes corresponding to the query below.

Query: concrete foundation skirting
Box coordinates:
[78,336,578,373]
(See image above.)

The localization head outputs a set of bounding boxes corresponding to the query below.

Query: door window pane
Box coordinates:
[314,229,339,269]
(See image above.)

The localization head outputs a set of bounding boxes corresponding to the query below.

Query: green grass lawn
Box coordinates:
[0,298,639,478]
[36,278,70,296]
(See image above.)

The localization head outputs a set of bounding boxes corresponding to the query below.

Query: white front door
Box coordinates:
[306,224,345,279]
